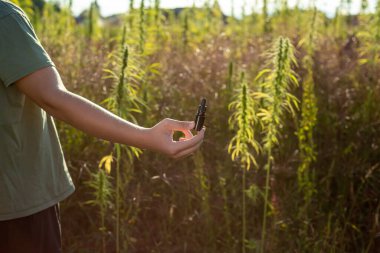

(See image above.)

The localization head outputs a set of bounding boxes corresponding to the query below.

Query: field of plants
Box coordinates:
[11,0,380,252]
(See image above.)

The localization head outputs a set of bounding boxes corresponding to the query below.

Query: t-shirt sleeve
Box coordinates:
[0,12,55,87]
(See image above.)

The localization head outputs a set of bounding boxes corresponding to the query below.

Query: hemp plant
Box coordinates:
[182,11,189,49]
[192,150,216,251]
[254,36,299,253]
[227,61,234,97]
[332,5,347,39]
[88,0,100,41]
[85,156,113,253]
[263,0,271,33]
[361,0,369,13]
[128,0,135,33]
[358,0,380,67]
[139,0,146,54]
[103,28,146,253]
[154,0,162,39]
[297,6,319,208]
[228,72,260,253]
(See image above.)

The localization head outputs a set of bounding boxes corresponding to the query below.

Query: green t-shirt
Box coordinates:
[0,1,74,220]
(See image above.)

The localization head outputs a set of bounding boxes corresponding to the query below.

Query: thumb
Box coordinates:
[164,118,194,131]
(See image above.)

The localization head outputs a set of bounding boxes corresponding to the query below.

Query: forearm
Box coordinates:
[44,89,151,149]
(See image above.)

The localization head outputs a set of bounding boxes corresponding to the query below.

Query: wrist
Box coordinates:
[125,125,152,150]
[136,126,153,150]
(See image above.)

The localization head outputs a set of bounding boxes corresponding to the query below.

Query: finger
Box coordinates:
[176,130,193,141]
[165,118,195,131]
[173,127,205,154]
[174,151,194,160]
[182,129,193,139]
[173,140,203,159]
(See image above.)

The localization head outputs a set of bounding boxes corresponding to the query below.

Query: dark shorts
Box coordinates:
[0,204,62,253]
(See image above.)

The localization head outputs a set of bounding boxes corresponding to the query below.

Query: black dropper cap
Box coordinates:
[194,98,207,131]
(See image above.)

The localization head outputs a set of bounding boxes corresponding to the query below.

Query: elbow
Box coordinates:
[37,86,69,120]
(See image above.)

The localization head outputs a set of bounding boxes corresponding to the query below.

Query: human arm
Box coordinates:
[15,66,205,159]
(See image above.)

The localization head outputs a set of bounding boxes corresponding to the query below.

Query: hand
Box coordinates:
[146,118,206,159]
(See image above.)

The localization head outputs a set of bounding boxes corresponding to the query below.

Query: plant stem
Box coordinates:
[115,144,121,253]
[101,208,106,253]
[242,164,246,253]
[261,147,272,253]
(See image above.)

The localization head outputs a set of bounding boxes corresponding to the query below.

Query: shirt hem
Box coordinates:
[0,186,75,221]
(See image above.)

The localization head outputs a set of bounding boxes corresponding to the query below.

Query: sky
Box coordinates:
[68,0,378,18]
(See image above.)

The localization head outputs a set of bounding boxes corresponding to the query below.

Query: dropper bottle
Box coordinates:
[194,98,207,131]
